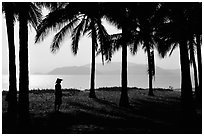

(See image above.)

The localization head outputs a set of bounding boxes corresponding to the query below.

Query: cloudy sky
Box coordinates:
[2,10,181,75]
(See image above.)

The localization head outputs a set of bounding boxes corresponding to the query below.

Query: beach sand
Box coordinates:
[2,87,202,134]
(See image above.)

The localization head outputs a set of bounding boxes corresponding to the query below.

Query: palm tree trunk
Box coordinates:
[18,8,30,123]
[146,43,154,96]
[89,21,96,98]
[5,7,17,128]
[179,40,193,107]
[196,35,202,104]
[192,55,199,96]
[119,28,129,107]
[189,41,199,97]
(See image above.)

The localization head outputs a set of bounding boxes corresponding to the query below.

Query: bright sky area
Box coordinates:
[1,8,181,74]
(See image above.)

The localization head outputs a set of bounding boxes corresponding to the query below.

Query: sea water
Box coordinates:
[2,74,182,91]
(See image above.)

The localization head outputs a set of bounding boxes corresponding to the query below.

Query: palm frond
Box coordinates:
[35,2,68,12]
[71,18,86,55]
[129,39,142,55]
[35,8,68,42]
[155,35,178,58]
[83,17,91,36]
[51,17,79,53]
[102,3,125,29]
[168,43,178,56]
[82,17,93,38]
[111,33,123,52]
[28,3,42,30]
[128,31,141,55]
[96,19,112,63]
[35,4,80,43]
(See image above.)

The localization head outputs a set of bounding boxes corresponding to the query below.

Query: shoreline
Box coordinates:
[2,74,182,91]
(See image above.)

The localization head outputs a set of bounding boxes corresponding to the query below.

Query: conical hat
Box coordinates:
[56,78,63,83]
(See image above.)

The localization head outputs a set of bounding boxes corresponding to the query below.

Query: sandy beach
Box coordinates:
[2,87,201,134]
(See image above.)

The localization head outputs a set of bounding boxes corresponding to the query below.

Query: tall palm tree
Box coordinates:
[129,3,159,96]
[191,3,202,103]
[35,2,111,98]
[196,35,202,103]
[183,3,202,103]
[2,2,18,128]
[103,3,141,107]
[155,3,195,107]
[16,2,42,123]
[189,38,198,96]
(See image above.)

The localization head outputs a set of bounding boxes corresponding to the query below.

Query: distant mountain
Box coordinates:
[47,66,102,75]
[84,62,180,76]
[47,62,180,76]
[83,62,139,74]
[32,72,46,75]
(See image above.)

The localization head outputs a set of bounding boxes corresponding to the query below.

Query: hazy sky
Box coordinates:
[2,10,181,74]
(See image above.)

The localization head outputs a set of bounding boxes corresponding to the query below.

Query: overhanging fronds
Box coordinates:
[51,17,79,53]
[71,17,86,55]
[35,5,79,43]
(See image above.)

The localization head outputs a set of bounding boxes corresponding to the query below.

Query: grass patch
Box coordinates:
[2,87,201,134]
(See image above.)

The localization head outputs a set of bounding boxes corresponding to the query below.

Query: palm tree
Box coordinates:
[155,3,194,106]
[16,2,42,123]
[2,2,18,129]
[129,3,159,96]
[35,2,111,98]
[189,38,198,95]
[191,3,202,103]
[196,35,202,103]
[183,3,202,102]
[103,3,141,107]
[183,3,202,104]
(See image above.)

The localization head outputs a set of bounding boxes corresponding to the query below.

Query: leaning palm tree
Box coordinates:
[2,2,18,128]
[35,2,111,98]
[16,2,42,123]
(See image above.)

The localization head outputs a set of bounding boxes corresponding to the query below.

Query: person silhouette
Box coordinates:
[55,78,63,112]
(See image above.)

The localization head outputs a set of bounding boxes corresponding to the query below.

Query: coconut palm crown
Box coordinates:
[35,2,112,98]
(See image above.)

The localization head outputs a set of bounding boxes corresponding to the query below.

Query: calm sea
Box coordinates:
[2,74,182,91]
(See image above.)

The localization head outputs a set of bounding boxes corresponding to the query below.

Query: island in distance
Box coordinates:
[44,62,180,76]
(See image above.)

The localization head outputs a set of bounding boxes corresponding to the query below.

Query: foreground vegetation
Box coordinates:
[2,88,201,134]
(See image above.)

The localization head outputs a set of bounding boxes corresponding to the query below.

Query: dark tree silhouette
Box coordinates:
[16,2,42,125]
[192,3,202,104]
[196,35,202,103]
[103,3,141,107]
[189,38,198,97]
[155,3,199,107]
[129,3,159,96]
[185,3,201,103]
[2,2,18,130]
[35,2,111,98]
